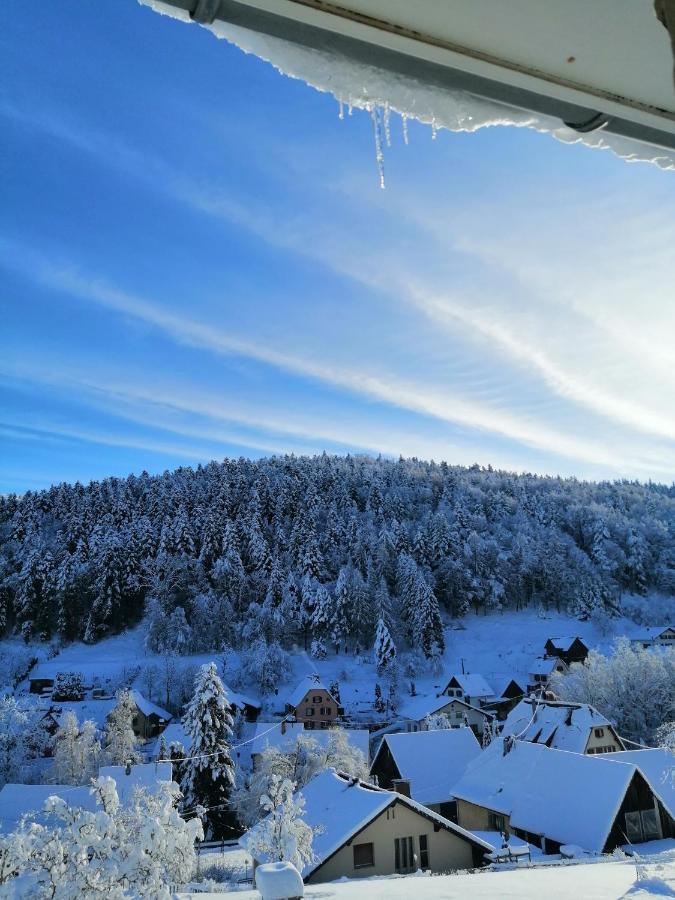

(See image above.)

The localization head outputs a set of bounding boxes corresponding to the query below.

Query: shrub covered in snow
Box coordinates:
[0,776,202,897]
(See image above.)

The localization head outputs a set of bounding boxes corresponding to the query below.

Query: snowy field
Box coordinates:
[177,847,675,899]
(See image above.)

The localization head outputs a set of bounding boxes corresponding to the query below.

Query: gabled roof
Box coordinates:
[634,626,675,640]
[444,673,494,698]
[372,728,481,806]
[0,784,95,833]
[529,656,568,677]
[451,739,638,852]
[501,698,620,754]
[287,675,336,709]
[98,762,173,803]
[398,693,494,723]
[243,769,492,878]
[546,636,587,652]
[602,749,675,820]
[129,690,171,721]
[0,762,173,834]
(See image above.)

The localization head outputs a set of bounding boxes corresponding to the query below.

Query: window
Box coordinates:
[594,727,605,738]
[353,842,374,869]
[394,836,415,872]
[325,706,332,715]
[312,695,322,703]
[625,809,661,843]
[305,707,315,716]
[489,812,505,831]
[419,834,429,869]
[387,806,396,820]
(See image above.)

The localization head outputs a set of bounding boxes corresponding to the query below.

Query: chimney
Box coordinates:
[391,778,411,798]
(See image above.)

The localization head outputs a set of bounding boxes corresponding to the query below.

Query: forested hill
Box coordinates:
[0,456,673,650]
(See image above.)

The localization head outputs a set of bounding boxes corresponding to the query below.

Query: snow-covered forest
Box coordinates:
[1,455,673,652]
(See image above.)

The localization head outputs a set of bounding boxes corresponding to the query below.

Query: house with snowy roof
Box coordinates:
[248,720,370,770]
[601,748,675,830]
[527,656,568,692]
[395,693,495,739]
[632,626,675,649]
[127,690,172,739]
[544,635,589,666]
[243,768,492,883]
[483,677,527,720]
[369,727,481,819]
[441,673,494,707]
[501,698,625,755]
[0,762,173,834]
[285,674,342,728]
[450,739,674,853]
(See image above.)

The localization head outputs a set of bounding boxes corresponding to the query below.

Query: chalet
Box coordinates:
[527,656,568,692]
[632,626,675,649]
[127,690,171,739]
[501,698,625,755]
[482,677,526,720]
[544,636,589,666]
[227,688,262,722]
[248,721,370,770]
[243,769,492,883]
[603,749,675,826]
[285,674,342,728]
[451,739,674,853]
[395,694,495,738]
[369,728,481,820]
[441,673,494,707]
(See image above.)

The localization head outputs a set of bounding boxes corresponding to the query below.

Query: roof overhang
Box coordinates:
[145,0,675,153]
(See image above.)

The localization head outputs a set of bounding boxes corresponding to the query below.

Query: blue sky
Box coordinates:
[1,0,675,493]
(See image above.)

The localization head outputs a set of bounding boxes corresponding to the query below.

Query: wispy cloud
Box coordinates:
[2,237,657,474]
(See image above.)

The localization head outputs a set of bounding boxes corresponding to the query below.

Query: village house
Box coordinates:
[602,749,675,830]
[451,739,674,853]
[501,698,625,755]
[440,673,494,707]
[127,690,172,740]
[243,768,493,883]
[394,694,496,739]
[544,636,589,666]
[482,677,526,720]
[369,727,481,821]
[284,674,342,728]
[632,626,675,649]
[527,656,568,693]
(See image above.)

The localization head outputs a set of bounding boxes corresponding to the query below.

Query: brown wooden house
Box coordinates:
[544,636,589,666]
[285,674,342,728]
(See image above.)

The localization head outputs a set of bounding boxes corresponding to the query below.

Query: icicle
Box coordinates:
[431,119,438,140]
[402,113,409,146]
[338,98,344,120]
[383,102,391,147]
[370,106,386,190]
[348,101,353,116]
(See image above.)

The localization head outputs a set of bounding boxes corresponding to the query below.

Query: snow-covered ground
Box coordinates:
[8,608,661,732]
[178,846,675,899]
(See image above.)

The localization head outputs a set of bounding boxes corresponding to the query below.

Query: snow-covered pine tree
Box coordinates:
[182,662,235,839]
[373,617,397,674]
[104,689,141,766]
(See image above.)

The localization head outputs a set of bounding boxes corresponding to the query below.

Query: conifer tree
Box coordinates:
[373,617,397,674]
[182,662,235,839]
